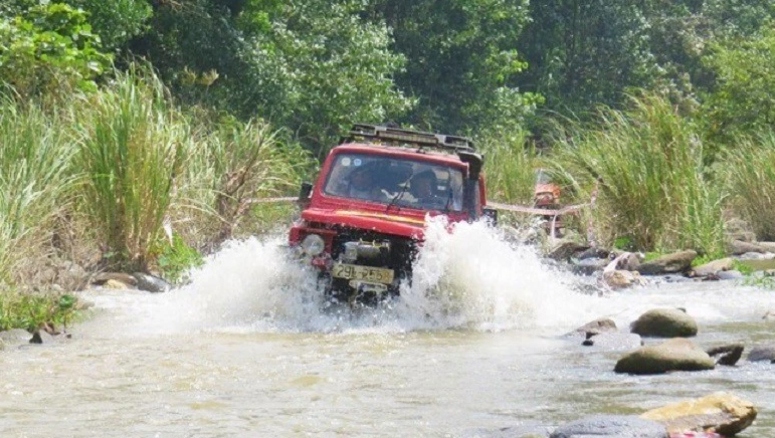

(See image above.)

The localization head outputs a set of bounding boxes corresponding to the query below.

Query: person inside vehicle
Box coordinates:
[410,170,445,208]
[346,166,381,200]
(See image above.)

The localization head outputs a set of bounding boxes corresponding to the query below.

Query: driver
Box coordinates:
[410,170,443,207]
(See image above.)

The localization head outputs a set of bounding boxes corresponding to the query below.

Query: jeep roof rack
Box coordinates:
[344,123,475,152]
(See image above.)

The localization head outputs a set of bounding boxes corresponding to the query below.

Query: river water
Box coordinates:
[2,219,775,437]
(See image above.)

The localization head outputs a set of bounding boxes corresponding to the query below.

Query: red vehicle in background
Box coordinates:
[290,124,494,304]
[534,169,564,236]
[534,169,561,210]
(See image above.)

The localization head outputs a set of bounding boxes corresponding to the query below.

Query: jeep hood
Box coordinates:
[301,207,426,240]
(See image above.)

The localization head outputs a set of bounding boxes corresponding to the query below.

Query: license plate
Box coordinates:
[331,263,394,284]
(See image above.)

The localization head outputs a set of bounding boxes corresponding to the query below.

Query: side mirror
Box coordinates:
[297,182,312,206]
[482,207,498,226]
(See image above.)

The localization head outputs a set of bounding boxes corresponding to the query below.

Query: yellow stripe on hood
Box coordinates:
[335,210,426,225]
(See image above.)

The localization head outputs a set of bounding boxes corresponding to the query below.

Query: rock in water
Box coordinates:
[641,392,757,437]
[614,338,715,375]
[630,308,698,338]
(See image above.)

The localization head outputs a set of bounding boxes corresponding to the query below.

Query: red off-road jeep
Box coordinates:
[290,124,494,304]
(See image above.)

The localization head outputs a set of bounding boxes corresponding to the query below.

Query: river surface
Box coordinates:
[2,220,775,437]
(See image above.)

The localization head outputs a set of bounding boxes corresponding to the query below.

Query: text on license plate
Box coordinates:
[331,263,394,284]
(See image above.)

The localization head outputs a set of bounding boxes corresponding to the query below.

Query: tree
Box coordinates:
[368,0,536,134]
[517,0,656,117]
[236,0,412,152]
[130,0,410,153]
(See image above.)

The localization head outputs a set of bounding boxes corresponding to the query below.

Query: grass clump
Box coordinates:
[72,68,186,272]
[173,117,312,252]
[477,128,544,228]
[0,98,74,284]
[723,132,775,241]
[548,93,725,256]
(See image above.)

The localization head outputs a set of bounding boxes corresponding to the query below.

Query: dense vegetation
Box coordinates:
[2,0,775,329]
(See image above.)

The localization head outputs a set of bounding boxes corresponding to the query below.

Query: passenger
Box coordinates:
[346,166,381,200]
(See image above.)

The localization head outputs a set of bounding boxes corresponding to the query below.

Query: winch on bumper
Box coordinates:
[293,231,415,304]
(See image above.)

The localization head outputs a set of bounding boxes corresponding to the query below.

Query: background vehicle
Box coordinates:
[289,124,493,305]
[534,168,564,236]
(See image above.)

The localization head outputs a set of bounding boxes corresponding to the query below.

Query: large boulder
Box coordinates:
[550,415,667,438]
[609,250,643,271]
[132,272,172,293]
[757,241,775,253]
[636,250,697,275]
[630,308,698,338]
[614,338,715,375]
[640,392,757,437]
[92,272,138,287]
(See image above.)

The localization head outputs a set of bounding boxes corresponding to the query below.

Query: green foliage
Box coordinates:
[690,254,714,268]
[64,0,152,52]
[549,92,724,255]
[732,259,755,276]
[700,25,775,147]
[0,2,111,99]
[613,236,636,251]
[72,66,185,272]
[0,291,78,332]
[136,0,411,154]
[155,234,203,284]
[723,132,775,240]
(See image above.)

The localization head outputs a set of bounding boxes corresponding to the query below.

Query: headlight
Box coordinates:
[300,234,325,256]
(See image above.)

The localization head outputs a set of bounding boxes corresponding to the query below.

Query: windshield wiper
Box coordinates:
[385,176,413,213]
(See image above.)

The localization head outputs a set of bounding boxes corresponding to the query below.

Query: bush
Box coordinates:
[0,291,78,332]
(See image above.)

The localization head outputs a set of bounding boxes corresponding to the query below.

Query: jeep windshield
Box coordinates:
[323,153,464,212]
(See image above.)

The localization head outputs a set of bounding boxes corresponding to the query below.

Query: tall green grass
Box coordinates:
[0,99,74,283]
[549,93,725,255]
[724,132,775,241]
[171,116,313,252]
[478,129,539,205]
[477,128,544,228]
[72,69,186,272]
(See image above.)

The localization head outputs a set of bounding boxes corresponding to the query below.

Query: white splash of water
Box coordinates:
[394,217,597,331]
[90,217,774,337]
[111,218,604,335]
